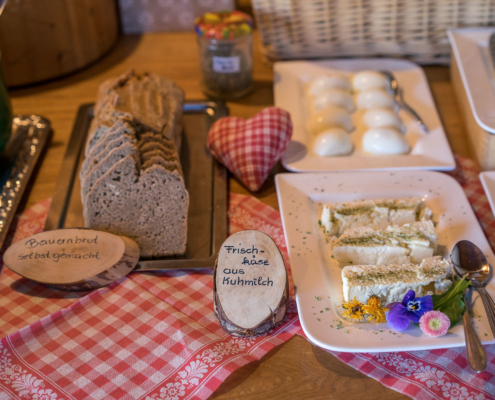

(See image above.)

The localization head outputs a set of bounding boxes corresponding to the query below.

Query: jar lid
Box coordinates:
[195,10,253,40]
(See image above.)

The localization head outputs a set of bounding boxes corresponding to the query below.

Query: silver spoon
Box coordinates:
[451,241,494,372]
[460,287,487,372]
[452,240,495,337]
[380,70,429,134]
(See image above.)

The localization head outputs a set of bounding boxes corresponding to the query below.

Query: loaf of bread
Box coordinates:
[81,70,189,257]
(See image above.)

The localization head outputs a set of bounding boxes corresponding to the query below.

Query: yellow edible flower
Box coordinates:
[341,298,365,321]
[362,295,388,323]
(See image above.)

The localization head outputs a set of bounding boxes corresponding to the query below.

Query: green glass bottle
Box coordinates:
[0,55,11,153]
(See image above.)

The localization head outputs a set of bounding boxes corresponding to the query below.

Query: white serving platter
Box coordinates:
[274,59,456,173]
[480,171,495,216]
[448,28,495,135]
[276,170,495,352]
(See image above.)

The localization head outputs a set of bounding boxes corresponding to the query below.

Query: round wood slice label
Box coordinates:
[215,230,288,330]
[3,229,139,287]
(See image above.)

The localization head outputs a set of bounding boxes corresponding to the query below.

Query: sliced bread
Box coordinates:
[81,122,135,178]
[81,134,137,183]
[93,70,185,152]
[82,71,188,258]
[81,142,140,205]
[85,117,131,156]
[139,132,177,149]
[84,156,188,257]
[141,155,182,174]
[140,142,179,162]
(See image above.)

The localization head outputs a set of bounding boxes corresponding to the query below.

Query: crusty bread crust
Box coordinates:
[91,70,185,153]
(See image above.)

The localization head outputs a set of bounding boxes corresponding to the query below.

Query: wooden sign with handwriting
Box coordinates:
[4,229,139,291]
[213,230,288,337]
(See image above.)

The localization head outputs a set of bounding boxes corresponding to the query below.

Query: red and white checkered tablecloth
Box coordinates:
[0,155,494,400]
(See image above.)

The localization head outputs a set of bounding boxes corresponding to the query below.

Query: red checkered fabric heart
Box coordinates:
[207,107,292,191]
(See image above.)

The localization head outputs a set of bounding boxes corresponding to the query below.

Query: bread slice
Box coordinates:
[81,142,140,205]
[139,132,173,147]
[141,155,182,174]
[140,140,177,156]
[139,138,183,174]
[141,149,177,163]
[80,134,137,185]
[141,145,181,163]
[85,121,134,158]
[84,155,188,257]
[85,118,131,156]
[93,70,185,152]
[81,122,135,178]
[138,132,181,153]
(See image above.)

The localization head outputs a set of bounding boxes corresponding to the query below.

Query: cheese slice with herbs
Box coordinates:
[321,198,433,237]
[332,221,437,265]
[342,256,451,305]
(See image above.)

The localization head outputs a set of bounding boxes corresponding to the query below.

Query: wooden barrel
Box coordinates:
[0,0,120,87]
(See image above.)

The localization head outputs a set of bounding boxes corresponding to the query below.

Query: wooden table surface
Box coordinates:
[9,31,473,399]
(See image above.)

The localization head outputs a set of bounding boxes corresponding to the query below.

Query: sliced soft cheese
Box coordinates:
[321,198,432,237]
[342,256,451,305]
[332,221,437,265]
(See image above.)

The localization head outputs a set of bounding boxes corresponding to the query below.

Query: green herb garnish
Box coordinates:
[431,275,471,327]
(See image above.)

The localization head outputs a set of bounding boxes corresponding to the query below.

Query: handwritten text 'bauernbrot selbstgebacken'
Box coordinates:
[16,235,101,262]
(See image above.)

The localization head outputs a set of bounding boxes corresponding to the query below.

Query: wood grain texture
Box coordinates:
[8,31,471,398]
[4,229,139,288]
[214,230,289,336]
[211,335,409,400]
[0,0,119,87]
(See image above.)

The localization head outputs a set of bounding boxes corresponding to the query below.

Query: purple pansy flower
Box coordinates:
[386,290,433,331]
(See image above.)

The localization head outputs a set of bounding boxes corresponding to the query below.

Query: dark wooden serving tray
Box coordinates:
[44,101,228,270]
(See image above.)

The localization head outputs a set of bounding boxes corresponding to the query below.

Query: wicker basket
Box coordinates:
[252,0,495,64]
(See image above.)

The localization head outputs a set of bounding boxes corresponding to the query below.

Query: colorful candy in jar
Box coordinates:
[195,11,254,99]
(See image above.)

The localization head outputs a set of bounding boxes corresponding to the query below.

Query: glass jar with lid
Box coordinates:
[195,11,253,99]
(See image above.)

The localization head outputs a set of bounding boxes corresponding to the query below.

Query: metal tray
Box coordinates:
[44,101,228,270]
[0,115,51,248]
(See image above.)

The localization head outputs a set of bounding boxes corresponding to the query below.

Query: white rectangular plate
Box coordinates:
[480,171,495,216]
[275,59,456,172]
[276,170,495,352]
[448,28,495,134]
